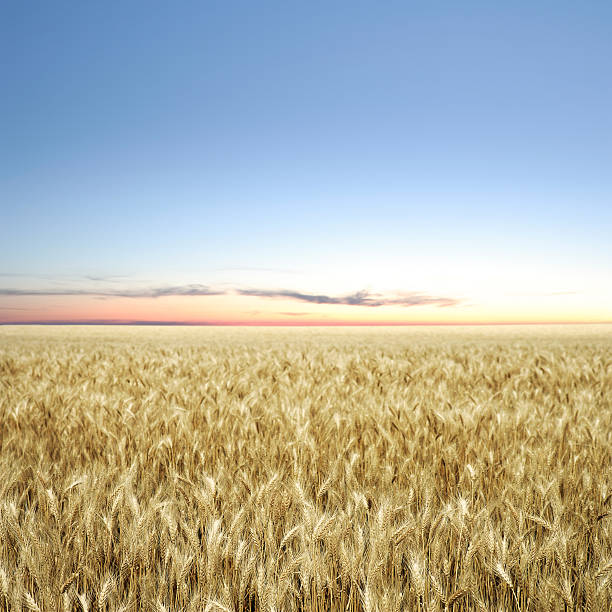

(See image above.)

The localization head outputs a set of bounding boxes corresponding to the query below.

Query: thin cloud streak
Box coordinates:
[238,289,459,308]
[83,275,131,282]
[0,284,224,298]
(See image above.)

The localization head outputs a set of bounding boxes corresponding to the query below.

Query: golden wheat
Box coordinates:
[0,324,610,611]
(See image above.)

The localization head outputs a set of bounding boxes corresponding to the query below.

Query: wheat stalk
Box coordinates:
[0,325,609,610]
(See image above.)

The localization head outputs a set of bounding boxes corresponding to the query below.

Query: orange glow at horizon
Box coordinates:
[0,292,610,325]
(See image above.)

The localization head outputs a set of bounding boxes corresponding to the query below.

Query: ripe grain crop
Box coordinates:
[0,325,610,611]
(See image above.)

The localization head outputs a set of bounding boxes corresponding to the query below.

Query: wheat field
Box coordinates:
[0,325,610,611]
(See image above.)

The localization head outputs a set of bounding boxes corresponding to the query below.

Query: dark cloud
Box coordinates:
[145,285,224,298]
[238,289,344,304]
[0,284,224,298]
[238,289,459,308]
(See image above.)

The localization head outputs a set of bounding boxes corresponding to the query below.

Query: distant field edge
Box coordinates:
[1,321,612,327]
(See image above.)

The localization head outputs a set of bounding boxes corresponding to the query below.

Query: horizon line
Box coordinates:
[1,320,611,327]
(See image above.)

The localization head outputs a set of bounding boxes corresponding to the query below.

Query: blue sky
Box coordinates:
[1,2,611,323]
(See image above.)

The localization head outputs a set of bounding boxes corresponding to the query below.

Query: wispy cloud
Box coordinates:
[0,284,224,298]
[83,275,130,282]
[238,289,459,308]
[0,282,459,308]
[383,293,460,307]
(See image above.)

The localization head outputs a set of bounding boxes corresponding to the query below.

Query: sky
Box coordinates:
[1,1,611,325]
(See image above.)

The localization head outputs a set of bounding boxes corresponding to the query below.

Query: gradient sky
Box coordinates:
[1,1,611,324]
